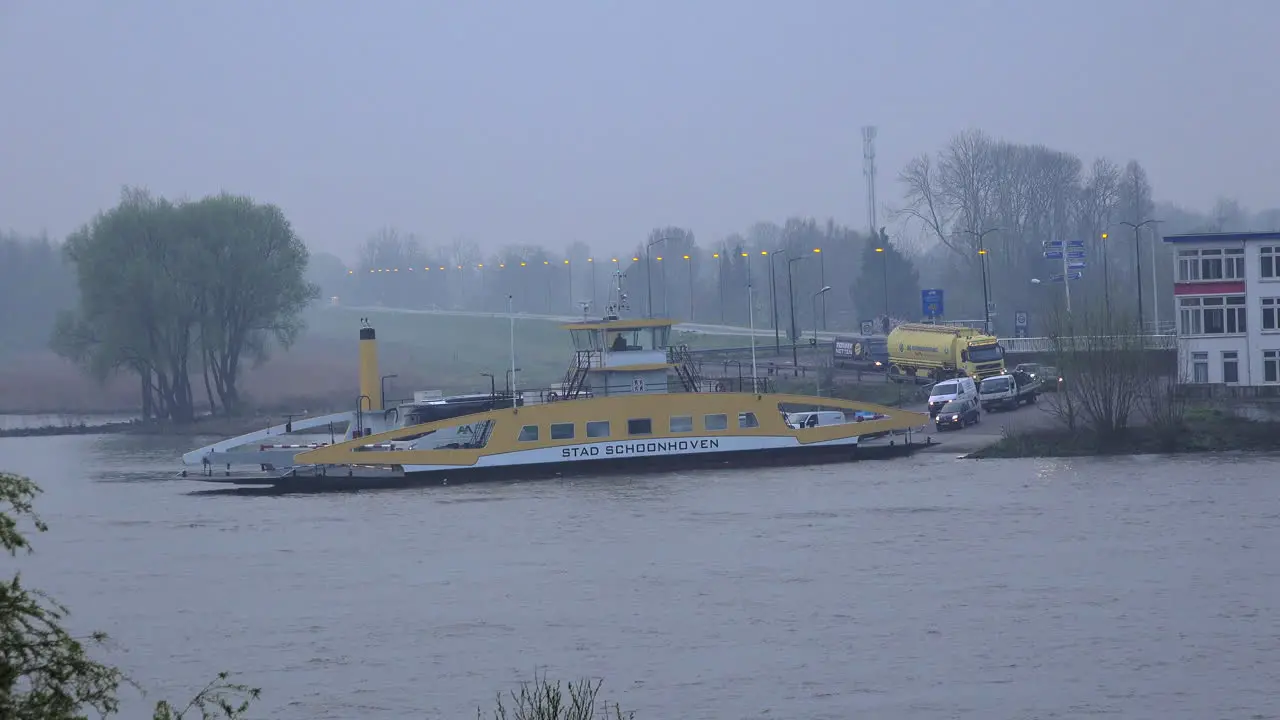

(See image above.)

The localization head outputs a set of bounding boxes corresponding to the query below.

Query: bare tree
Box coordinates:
[1042,303,1148,448]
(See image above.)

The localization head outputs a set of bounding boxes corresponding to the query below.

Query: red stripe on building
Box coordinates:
[1174,281,1245,295]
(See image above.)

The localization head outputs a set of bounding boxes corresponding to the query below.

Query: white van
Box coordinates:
[927,377,978,418]
[785,410,848,429]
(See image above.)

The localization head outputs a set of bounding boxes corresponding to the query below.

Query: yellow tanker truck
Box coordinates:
[886,323,1006,382]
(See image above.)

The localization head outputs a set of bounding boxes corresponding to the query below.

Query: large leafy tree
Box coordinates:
[52,189,318,421]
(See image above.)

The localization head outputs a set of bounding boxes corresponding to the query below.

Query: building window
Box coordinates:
[1265,298,1280,331]
[586,420,610,438]
[1177,250,1200,282]
[1177,248,1244,281]
[704,413,728,431]
[1191,352,1209,383]
[669,415,694,433]
[627,418,653,435]
[738,412,759,429]
[517,425,539,442]
[1263,247,1279,279]
[1265,351,1280,383]
[550,422,575,440]
[1222,351,1240,385]
[1179,295,1246,335]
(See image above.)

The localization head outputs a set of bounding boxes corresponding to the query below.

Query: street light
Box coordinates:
[1100,232,1111,313]
[812,286,831,395]
[713,251,725,324]
[645,236,666,318]
[480,372,495,398]
[812,248,827,330]
[768,249,783,354]
[964,227,1001,334]
[874,246,889,330]
[786,255,805,371]
[683,254,694,320]
[1119,218,1161,333]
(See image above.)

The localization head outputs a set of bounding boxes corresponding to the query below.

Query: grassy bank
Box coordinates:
[969,407,1280,459]
[0,306,746,417]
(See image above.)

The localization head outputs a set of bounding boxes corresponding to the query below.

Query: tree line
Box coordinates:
[339,129,1279,338]
[49,188,318,422]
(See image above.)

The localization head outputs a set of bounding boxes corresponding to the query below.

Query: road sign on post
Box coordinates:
[1066,240,1085,248]
[1014,311,1028,327]
[1049,271,1083,282]
[1043,250,1064,260]
[1043,240,1063,249]
[921,289,944,319]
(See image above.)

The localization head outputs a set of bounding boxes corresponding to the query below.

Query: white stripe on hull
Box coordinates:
[401,433,861,474]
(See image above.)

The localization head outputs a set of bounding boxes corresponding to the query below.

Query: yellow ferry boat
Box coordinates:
[181,281,929,491]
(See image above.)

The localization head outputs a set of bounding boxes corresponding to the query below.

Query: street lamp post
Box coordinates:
[812,248,826,330]
[588,257,596,310]
[743,252,759,392]
[645,236,666,318]
[715,251,725,324]
[480,372,495,398]
[1100,232,1112,313]
[812,286,831,395]
[1120,219,1160,332]
[768,249,782,354]
[683,254,694,320]
[964,227,1001,334]
[786,255,804,371]
[564,259,572,314]
[874,246,889,329]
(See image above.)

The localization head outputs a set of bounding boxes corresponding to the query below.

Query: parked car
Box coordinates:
[1013,362,1044,380]
[1041,365,1064,392]
[934,396,981,431]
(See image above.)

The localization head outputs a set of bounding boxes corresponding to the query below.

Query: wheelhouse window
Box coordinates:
[517,425,539,442]
[1178,247,1245,282]
[1179,295,1246,335]
[1263,247,1279,279]
[669,415,694,433]
[738,412,759,429]
[1265,350,1280,383]
[703,413,728,431]
[550,422,575,440]
[1191,352,1209,384]
[1264,298,1280,331]
[627,418,653,435]
[586,420,610,438]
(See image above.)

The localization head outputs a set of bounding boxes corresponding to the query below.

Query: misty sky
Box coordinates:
[2,0,1276,262]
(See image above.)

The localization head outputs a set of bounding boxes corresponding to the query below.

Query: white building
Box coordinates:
[1166,231,1280,386]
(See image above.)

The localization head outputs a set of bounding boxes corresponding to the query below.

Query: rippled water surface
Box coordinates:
[1,433,1277,719]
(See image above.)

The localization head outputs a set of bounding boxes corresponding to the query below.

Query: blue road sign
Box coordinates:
[1066,250,1086,259]
[1043,250,1064,260]
[1067,261,1086,270]
[1066,240,1085,248]
[1049,271,1083,282]
[921,288,944,318]
[1043,240,1063,249]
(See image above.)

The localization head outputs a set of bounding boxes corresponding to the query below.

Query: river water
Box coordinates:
[0,432,1276,720]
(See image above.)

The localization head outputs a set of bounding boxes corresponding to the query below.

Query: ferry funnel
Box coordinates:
[359,321,381,410]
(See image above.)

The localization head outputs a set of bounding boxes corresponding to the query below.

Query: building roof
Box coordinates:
[1163,231,1280,244]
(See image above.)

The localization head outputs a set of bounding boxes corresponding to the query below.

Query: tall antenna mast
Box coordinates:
[862,125,878,239]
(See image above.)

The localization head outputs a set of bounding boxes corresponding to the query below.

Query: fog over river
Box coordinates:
[1,432,1276,719]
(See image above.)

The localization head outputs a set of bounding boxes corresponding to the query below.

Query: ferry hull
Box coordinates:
[188,434,923,492]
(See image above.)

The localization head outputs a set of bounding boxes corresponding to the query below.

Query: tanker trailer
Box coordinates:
[885,323,1006,382]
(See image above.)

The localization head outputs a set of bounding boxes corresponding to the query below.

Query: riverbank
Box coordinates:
[968,407,1280,458]
[0,413,295,439]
